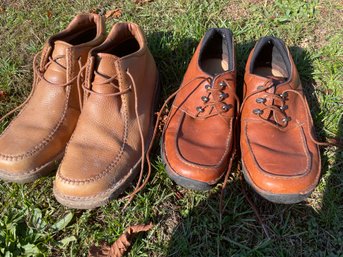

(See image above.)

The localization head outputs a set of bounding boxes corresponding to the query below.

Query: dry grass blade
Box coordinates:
[134,0,154,5]
[239,173,270,239]
[88,223,153,257]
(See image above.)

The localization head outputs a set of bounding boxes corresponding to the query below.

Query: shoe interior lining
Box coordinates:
[104,37,140,57]
[253,67,286,78]
[64,27,98,45]
[199,29,232,75]
[201,58,229,75]
[251,38,290,79]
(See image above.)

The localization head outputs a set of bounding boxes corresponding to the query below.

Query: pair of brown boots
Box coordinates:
[0,14,159,209]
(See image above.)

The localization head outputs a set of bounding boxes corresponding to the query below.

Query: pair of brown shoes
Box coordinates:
[0,14,159,209]
[161,28,329,204]
[0,15,333,208]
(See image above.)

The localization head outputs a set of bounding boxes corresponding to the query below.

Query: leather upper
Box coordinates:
[0,14,106,175]
[162,29,237,184]
[241,37,321,194]
[54,23,158,197]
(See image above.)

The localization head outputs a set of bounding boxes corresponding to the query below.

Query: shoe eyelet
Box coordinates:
[219,92,228,100]
[205,84,212,90]
[222,104,230,112]
[253,109,263,115]
[196,106,205,113]
[256,98,266,103]
[282,116,291,123]
[219,81,227,88]
[280,105,288,111]
[201,96,209,103]
[281,92,288,98]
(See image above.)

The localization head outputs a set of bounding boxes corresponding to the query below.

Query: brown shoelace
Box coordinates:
[194,77,238,118]
[77,65,144,207]
[76,63,132,111]
[122,74,240,207]
[240,80,342,148]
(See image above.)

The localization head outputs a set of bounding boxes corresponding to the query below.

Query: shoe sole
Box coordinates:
[160,140,214,191]
[0,152,64,184]
[241,160,313,204]
[53,73,161,209]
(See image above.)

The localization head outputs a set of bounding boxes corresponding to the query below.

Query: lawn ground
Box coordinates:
[0,0,342,256]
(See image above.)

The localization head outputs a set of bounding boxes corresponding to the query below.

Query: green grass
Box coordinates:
[0,0,342,256]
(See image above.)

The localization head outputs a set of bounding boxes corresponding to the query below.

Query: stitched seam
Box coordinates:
[176,118,232,169]
[168,112,232,170]
[0,61,45,137]
[1,90,35,136]
[0,50,73,161]
[0,90,70,161]
[244,119,311,178]
[55,156,141,201]
[173,104,200,119]
[1,46,51,136]
[298,123,311,173]
[242,159,317,194]
[0,152,63,176]
[57,61,129,184]
[55,51,87,168]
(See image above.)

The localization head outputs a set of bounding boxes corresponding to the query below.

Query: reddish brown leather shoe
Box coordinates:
[241,36,322,203]
[161,28,238,190]
[0,14,105,183]
[53,23,159,209]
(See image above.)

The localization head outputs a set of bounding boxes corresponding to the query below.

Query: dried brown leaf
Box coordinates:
[47,10,53,19]
[174,190,184,200]
[89,8,100,14]
[88,223,153,257]
[0,91,6,98]
[157,108,170,132]
[327,137,343,148]
[105,9,122,19]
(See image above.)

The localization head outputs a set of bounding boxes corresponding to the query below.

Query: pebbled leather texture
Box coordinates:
[53,23,158,204]
[240,36,321,198]
[0,14,106,182]
[162,28,237,186]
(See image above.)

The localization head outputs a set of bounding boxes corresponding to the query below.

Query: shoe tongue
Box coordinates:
[44,40,72,84]
[260,75,287,123]
[265,75,286,94]
[91,53,119,94]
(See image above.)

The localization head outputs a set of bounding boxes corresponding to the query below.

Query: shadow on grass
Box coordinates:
[147,31,198,94]
[292,47,343,253]
[319,114,343,253]
[162,43,342,256]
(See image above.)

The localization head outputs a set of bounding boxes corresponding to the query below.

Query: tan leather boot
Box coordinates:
[0,14,106,183]
[53,23,159,209]
[241,36,324,203]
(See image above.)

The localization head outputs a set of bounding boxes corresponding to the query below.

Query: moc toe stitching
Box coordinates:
[174,115,233,170]
[56,98,129,185]
[164,111,233,184]
[0,161,54,176]
[0,95,70,160]
[166,112,219,172]
[244,120,312,179]
[54,166,134,200]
